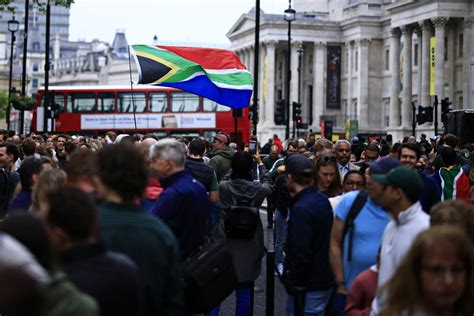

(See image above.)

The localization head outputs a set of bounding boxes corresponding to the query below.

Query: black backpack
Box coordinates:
[224,205,259,239]
[342,190,368,262]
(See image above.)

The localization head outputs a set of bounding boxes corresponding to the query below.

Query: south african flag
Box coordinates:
[131,45,253,109]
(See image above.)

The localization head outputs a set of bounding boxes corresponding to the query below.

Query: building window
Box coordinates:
[459,96,463,109]
[32,42,40,53]
[32,79,38,88]
[32,63,38,72]
[385,48,389,71]
[355,51,358,72]
[414,43,418,66]
[459,33,464,58]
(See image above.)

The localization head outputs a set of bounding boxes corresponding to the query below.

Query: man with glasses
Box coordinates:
[363,143,380,163]
[329,158,400,314]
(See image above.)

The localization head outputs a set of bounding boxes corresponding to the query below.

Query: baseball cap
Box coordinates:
[367,157,400,174]
[286,154,313,176]
[213,133,229,145]
[372,167,424,202]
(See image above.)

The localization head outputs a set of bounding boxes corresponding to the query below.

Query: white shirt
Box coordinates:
[370,201,430,315]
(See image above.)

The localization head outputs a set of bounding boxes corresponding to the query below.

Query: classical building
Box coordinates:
[228,0,474,141]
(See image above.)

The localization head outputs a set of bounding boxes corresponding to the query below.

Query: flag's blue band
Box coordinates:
[155,75,251,109]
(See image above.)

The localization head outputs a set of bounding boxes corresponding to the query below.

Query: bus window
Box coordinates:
[98,92,115,112]
[149,92,167,112]
[42,93,65,113]
[170,92,199,112]
[118,92,146,113]
[203,98,231,112]
[170,131,200,140]
[67,93,96,113]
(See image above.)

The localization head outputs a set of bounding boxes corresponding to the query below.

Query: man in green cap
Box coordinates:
[370,166,430,315]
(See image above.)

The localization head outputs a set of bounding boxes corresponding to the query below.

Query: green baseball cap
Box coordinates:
[372,167,424,202]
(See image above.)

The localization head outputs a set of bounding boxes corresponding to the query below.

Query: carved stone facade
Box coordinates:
[227,0,474,141]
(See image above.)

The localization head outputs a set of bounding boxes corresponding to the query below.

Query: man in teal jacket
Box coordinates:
[96,142,183,316]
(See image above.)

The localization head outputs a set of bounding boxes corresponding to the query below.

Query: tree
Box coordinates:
[0,0,75,12]
[0,92,8,120]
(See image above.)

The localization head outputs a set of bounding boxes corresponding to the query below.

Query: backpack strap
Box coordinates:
[342,190,368,262]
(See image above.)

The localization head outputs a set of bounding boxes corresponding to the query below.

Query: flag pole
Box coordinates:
[128,45,138,131]
[252,0,260,136]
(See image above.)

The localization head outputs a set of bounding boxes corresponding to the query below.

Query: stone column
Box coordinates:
[290,41,301,124]
[432,17,448,102]
[447,22,455,106]
[389,28,401,128]
[419,20,432,110]
[414,27,423,106]
[464,18,473,109]
[248,45,255,75]
[357,38,370,130]
[401,25,413,130]
[313,42,325,128]
[265,40,276,126]
[258,42,265,119]
[347,41,353,118]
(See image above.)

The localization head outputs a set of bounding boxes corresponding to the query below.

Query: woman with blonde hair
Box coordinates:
[30,168,67,216]
[380,226,473,316]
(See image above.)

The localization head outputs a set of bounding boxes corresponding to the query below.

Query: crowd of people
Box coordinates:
[0,129,472,316]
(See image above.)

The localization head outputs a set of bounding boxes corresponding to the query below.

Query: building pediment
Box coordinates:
[227,8,263,39]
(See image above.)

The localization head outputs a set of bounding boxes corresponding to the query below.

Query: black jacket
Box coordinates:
[284,186,334,291]
[61,243,140,316]
[185,157,214,192]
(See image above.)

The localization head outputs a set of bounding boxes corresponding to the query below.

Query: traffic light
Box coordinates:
[441,97,452,126]
[323,120,333,140]
[292,101,302,121]
[416,106,434,125]
[274,99,286,125]
[296,115,303,128]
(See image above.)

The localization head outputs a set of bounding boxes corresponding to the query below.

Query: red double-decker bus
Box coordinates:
[31,85,251,143]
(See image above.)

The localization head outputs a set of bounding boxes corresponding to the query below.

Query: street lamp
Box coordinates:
[295,45,304,137]
[284,1,295,140]
[7,16,19,132]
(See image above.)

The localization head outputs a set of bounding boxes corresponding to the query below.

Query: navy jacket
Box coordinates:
[418,171,440,214]
[285,186,334,291]
[151,170,211,259]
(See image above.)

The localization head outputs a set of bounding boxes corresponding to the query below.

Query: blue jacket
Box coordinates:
[285,186,334,291]
[151,170,211,259]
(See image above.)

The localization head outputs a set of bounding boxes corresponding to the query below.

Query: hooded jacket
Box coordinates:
[209,146,235,182]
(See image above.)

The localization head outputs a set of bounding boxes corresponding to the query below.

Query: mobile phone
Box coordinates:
[248,141,257,154]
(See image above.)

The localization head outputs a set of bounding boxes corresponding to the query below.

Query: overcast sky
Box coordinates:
[69,0,288,46]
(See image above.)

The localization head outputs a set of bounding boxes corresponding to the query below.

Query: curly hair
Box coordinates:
[380,226,473,316]
[97,143,148,202]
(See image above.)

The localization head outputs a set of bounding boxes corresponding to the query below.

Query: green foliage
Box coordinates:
[0,0,74,12]
[0,92,8,120]
[11,95,35,111]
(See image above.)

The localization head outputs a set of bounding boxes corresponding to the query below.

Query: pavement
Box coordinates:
[219,208,288,316]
